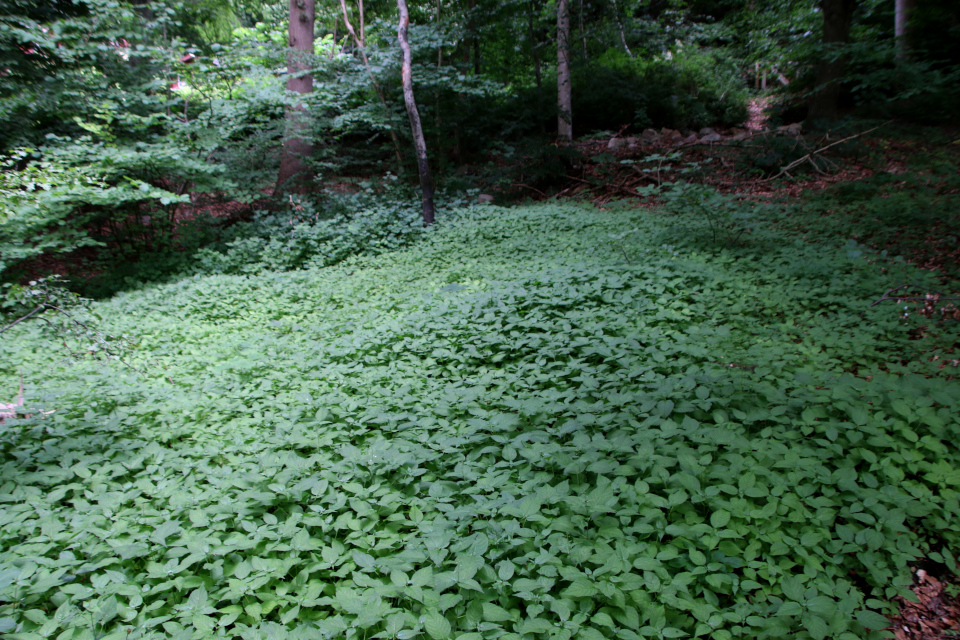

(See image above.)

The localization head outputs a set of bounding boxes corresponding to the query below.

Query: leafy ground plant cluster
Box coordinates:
[2,203,960,640]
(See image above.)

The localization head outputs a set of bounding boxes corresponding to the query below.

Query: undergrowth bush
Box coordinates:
[2,204,960,640]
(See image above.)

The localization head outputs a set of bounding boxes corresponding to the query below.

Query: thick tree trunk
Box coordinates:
[895,0,913,59]
[557,0,572,140]
[807,0,856,122]
[277,0,315,192]
[397,0,436,226]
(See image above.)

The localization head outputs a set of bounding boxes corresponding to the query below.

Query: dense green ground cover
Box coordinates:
[2,203,960,640]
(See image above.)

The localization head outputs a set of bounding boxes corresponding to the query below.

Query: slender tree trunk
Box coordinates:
[528,3,542,90]
[557,0,573,140]
[579,0,587,60]
[330,15,337,59]
[358,0,365,47]
[895,0,913,60]
[339,0,404,168]
[435,0,442,179]
[807,0,856,122]
[277,0,316,192]
[611,0,632,57]
[469,0,481,75]
[397,0,436,226]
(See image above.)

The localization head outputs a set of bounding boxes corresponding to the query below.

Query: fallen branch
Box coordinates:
[764,122,889,182]
[511,183,549,198]
[0,305,44,334]
[871,285,960,307]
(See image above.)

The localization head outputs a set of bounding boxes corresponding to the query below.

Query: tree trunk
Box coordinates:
[528,1,542,89]
[557,0,573,140]
[277,0,315,192]
[611,0,632,57]
[397,0,436,226]
[339,0,404,168]
[469,0,481,75]
[807,0,856,122]
[895,0,913,60]
[580,0,588,60]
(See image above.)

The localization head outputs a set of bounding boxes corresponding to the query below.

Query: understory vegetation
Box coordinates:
[3,202,960,640]
[3,0,960,638]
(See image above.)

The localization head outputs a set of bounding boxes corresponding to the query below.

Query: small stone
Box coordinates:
[700,132,722,143]
[478,194,494,203]
[778,122,803,136]
[681,133,698,145]
[608,137,628,150]
[641,128,661,143]
[661,128,682,144]
[698,127,717,136]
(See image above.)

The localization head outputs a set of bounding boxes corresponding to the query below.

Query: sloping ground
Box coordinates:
[2,203,960,640]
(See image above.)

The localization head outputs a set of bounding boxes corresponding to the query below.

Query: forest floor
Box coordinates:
[542,121,960,282]
[5,201,960,640]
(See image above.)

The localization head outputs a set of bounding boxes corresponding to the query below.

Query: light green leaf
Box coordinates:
[423,610,451,639]
[710,511,731,528]
[482,603,514,622]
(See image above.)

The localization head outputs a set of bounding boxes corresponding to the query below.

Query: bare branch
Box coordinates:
[763,122,889,182]
[1,305,45,334]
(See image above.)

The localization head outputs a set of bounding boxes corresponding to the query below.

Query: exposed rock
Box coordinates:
[477,194,495,203]
[778,122,803,136]
[661,128,683,144]
[731,130,752,141]
[681,133,698,145]
[608,137,638,150]
[640,128,661,144]
[698,127,717,136]
[700,132,722,143]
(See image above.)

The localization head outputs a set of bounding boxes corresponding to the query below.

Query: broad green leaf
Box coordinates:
[856,610,889,630]
[423,610,451,639]
[710,511,731,528]
[482,603,514,622]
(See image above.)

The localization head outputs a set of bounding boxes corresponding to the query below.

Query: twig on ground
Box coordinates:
[511,183,549,198]
[871,285,960,307]
[763,122,889,182]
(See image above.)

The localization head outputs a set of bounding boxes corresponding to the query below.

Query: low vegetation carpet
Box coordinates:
[2,203,960,640]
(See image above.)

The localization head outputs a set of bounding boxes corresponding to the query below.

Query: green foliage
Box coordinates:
[191,197,435,276]
[495,48,749,139]
[3,203,960,640]
[0,147,194,276]
[1,275,138,367]
[659,181,756,247]
[606,47,750,131]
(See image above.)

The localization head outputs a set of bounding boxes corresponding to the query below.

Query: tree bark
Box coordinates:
[469,0,481,75]
[528,2,542,90]
[611,0,632,57]
[895,0,914,60]
[557,0,573,140]
[397,0,436,226]
[807,0,856,122]
[277,0,315,192]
